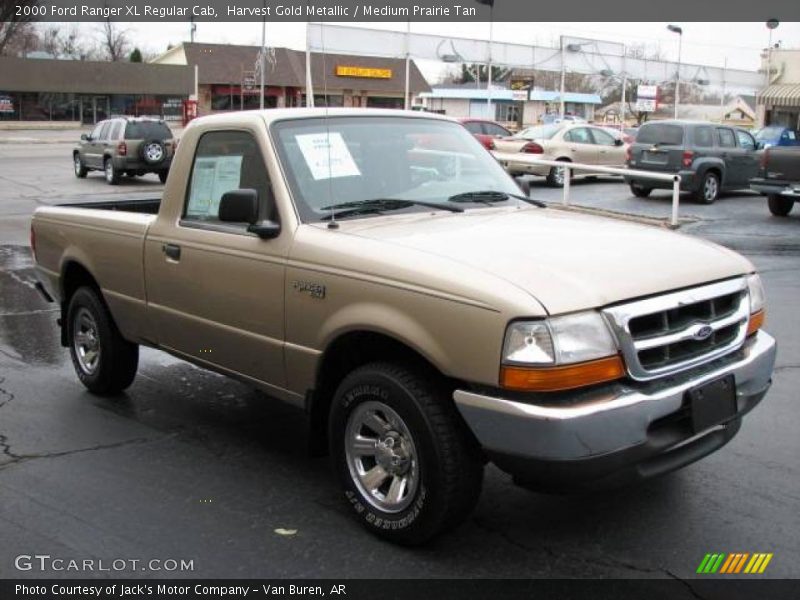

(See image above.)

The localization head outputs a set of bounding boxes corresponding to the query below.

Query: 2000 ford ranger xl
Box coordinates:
[32,109,776,544]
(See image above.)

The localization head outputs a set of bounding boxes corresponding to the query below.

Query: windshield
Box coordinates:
[515,124,563,140]
[754,126,782,141]
[272,116,521,222]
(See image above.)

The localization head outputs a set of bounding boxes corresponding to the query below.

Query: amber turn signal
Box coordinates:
[746,310,765,337]
[500,355,626,392]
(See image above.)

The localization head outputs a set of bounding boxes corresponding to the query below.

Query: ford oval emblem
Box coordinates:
[693,325,714,341]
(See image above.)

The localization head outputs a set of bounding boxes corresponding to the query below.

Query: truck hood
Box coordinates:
[337,207,752,314]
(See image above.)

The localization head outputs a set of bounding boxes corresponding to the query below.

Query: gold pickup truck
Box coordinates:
[31,109,776,544]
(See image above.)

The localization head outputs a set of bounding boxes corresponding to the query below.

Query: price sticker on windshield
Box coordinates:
[296,132,361,180]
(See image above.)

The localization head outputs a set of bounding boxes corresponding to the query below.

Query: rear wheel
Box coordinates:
[73,154,88,178]
[329,362,483,545]
[694,171,720,204]
[67,287,138,395]
[104,158,120,185]
[546,160,571,188]
[768,195,794,217]
[629,182,652,197]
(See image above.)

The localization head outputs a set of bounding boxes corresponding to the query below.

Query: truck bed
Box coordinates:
[58,197,161,214]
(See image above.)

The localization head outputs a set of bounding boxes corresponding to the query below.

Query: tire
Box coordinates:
[767,195,794,217]
[545,160,571,188]
[73,153,88,178]
[67,286,138,395]
[158,170,169,184]
[140,139,166,166]
[629,182,652,198]
[694,171,720,204]
[329,362,483,545]
[104,158,120,185]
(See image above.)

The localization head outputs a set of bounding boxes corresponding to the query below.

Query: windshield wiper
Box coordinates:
[320,198,463,221]
[447,191,546,208]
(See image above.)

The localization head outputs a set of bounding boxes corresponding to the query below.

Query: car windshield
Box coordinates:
[636,124,684,145]
[124,121,172,139]
[271,116,522,223]
[515,124,563,140]
[754,126,782,141]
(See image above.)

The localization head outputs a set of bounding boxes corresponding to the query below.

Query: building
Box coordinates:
[0,55,194,123]
[597,96,757,127]
[757,48,800,129]
[418,84,602,130]
[151,42,430,115]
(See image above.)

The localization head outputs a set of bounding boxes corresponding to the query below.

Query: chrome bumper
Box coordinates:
[454,331,776,462]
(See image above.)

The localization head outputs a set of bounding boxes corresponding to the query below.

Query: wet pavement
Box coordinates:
[1,145,799,581]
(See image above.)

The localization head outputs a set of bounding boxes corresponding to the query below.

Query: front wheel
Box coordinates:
[67,287,138,395]
[73,154,88,178]
[768,195,794,217]
[329,362,483,545]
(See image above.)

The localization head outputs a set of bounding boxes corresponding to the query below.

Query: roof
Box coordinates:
[191,107,456,127]
[527,91,602,104]
[0,56,194,95]
[420,87,601,104]
[175,42,430,93]
[758,84,800,107]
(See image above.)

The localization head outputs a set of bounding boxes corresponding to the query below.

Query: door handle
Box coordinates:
[162,243,181,261]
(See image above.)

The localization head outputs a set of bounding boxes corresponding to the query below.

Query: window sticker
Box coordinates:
[295,132,361,180]
[187,155,243,217]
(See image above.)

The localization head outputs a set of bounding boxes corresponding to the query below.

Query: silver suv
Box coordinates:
[73,117,175,185]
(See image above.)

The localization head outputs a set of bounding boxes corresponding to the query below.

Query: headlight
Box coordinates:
[747,273,765,314]
[501,312,624,392]
[502,312,617,366]
[746,273,766,336]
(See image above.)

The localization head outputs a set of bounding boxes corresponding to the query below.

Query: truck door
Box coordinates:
[144,128,289,390]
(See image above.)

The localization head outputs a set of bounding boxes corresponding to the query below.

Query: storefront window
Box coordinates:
[495,102,521,123]
[366,96,403,109]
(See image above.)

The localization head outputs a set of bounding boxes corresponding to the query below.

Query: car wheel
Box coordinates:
[73,154,88,178]
[158,170,169,184]
[104,158,120,185]
[329,362,483,545]
[545,161,571,188]
[629,182,652,198]
[768,195,794,217]
[141,139,166,166]
[67,287,138,395]
[694,172,719,204]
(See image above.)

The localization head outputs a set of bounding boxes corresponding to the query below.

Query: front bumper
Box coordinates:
[454,331,776,489]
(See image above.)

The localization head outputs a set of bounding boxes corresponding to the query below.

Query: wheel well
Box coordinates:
[306,331,447,456]
[59,262,100,346]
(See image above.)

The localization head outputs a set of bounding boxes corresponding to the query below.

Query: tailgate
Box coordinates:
[764,147,800,181]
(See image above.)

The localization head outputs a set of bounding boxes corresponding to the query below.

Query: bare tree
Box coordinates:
[98,21,130,61]
[0,0,37,56]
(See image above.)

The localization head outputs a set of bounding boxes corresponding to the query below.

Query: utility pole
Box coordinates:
[667,25,683,119]
[259,1,266,110]
[404,21,410,110]
[559,35,566,118]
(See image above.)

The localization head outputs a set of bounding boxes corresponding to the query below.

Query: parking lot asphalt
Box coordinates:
[1,143,799,580]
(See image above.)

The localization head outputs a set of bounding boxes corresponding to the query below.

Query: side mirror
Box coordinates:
[218,188,281,239]
[614,138,624,146]
[81,134,89,141]
[219,189,259,224]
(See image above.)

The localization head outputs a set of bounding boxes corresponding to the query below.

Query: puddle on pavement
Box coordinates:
[0,245,64,366]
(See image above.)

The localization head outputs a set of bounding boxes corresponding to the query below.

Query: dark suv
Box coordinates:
[625,120,760,204]
[73,117,175,185]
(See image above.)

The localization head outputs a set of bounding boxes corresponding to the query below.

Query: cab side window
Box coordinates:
[463,122,482,135]
[694,127,714,147]
[735,130,756,151]
[565,128,592,144]
[716,128,736,148]
[590,128,617,146]
[98,122,111,140]
[183,130,272,226]
[90,123,104,140]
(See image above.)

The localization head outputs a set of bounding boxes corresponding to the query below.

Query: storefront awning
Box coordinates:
[758,84,800,107]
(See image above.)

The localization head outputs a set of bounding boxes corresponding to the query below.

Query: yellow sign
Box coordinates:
[335,66,393,79]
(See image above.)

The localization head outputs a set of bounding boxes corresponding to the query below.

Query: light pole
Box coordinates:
[259,0,266,110]
[667,24,683,119]
[475,0,495,117]
[766,19,779,88]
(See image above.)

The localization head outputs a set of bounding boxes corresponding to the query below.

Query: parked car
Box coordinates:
[73,116,176,185]
[749,146,800,216]
[494,123,627,186]
[458,118,512,150]
[601,126,634,144]
[33,109,775,545]
[753,125,800,148]
[625,120,760,204]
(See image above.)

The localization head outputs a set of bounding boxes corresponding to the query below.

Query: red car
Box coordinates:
[459,118,512,150]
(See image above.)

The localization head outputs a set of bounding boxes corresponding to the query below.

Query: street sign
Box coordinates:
[637,84,658,99]
[635,99,657,112]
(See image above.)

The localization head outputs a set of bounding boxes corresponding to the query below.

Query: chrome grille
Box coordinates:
[603,278,750,381]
